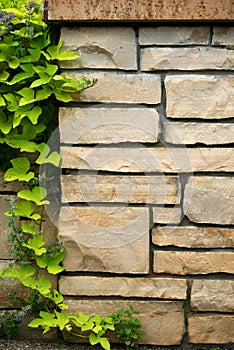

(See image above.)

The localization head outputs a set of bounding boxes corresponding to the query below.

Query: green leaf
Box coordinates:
[0,70,9,82]
[8,64,35,85]
[53,89,73,102]
[4,157,34,182]
[2,264,35,281]
[36,253,48,268]
[22,235,47,256]
[18,87,35,106]
[36,86,52,101]
[36,143,61,166]
[0,111,13,134]
[0,95,6,106]
[89,333,99,346]
[100,338,111,350]
[5,138,37,152]
[22,221,39,235]
[5,200,40,220]
[23,275,52,295]
[47,250,65,274]
[8,56,20,69]
[18,186,50,206]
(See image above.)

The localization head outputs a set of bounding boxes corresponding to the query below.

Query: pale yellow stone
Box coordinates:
[61,147,234,173]
[141,47,234,71]
[60,27,137,70]
[191,279,234,312]
[188,315,234,343]
[63,299,185,345]
[212,27,234,46]
[166,75,234,119]
[184,177,234,225]
[59,107,159,144]
[153,207,182,224]
[139,27,209,45]
[69,72,161,104]
[153,251,234,275]
[153,226,234,248]
[61,174,180,204]
[59,276,187,299]
[164,121,234,145]
[59,206,149,273]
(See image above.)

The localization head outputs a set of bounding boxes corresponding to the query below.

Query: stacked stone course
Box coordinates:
[0,25,233,345]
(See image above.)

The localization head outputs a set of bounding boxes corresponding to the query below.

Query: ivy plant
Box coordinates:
[0,1,144,349]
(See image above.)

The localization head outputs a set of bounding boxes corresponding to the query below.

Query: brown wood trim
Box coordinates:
[46,0,234,21]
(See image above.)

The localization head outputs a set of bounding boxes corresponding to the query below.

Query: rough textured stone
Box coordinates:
[153,251,234,275]
[139,27,209,45]
[47,0,233,21]
[184,177,234,225]
[152,226,234,248]
[164,121,234,145]
[191,279,234,312]
[141,47,234,71]
[59,276,187,299]
[58,206,149,273]
[212,27,234,46]
[61,147,234,173]
[60,27,137,70]
[166,75,234,119]
[188,315,234,344]
[59,107,160,144]
[69,72,161,104]
[0,195,16,259]
[0,171,23,192]
[152,207,182,224]
[61,175,181,204]
[63,299,185,345]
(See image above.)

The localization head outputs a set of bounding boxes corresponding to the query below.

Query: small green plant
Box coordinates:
[0,310,22,339]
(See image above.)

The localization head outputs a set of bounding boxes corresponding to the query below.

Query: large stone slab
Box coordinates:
[191,279,234,312]
[184,177,234,225]
[141,47,234,71]
[61,175,181,204]
[63,299,185,345]
[188,315,234,344]
[70,72,161,104]
[59,276,187,299]
[164,121,234,145]
[60,27,137,70]
[152,226,234,248]
[59,107,159,144]
[212,27,234,46]
[153,251,234,275]
[61,147,234,173]
[58,206,149,273]
[166,75,234,119]
[139,27,209,45]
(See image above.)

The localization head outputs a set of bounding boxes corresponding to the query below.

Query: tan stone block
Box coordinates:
[0,195,16,259]
[191,279,234,312]
[59,276,187,299]
[63,299,185,345]
[152,226,234,248]
[59,107,159,144]
[61,147,234,173]
[152,207,182,224]
[212,27,234,46]
[61,174,180,204]
[69,72,161,104]
[60,27,137,70]
[139,27,209,45]
[164,121,234,145]
[58,206,149,273]
[153,251,234,275]
[188,315,234,344]
[184,177,234,225]
[141,47,234,71]
[166,75,234,119]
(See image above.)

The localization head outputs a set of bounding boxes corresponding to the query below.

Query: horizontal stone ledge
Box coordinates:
[61,147,234,173]
[61,174,181,204]
[153,207,182,224]
[63,299,185,345]
[164,121,234,145]
[212,27,234,47]
[188,315,234,344]
[141,47,234,71]
[47,0,233,21]
[165,75,234,119]
[153,251,234,275]
[59,276,187,299]
[59,206,149,273]
[139,27,210,46]
[60,27,137,70]
[59,107,160,144]
[68,72,161,104]
[152,226,234,248]
[184,176,234,225]
[191,279,234,312]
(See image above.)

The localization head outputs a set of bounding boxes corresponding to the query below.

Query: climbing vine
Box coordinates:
[0,1,144,348]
